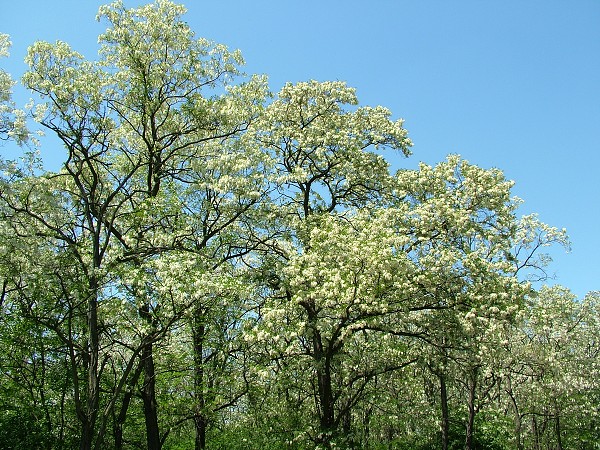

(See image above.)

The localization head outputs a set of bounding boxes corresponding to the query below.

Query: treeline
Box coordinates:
[0,2,598,449]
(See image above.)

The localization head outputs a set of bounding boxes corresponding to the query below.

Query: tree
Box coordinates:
[246,80,412,448]
[2,1,268,449]
[0,2,594,450]
[383,156,522,450]
[388,156,574,450]
[0,171,84,448]
[0,34,29,144]
[499,286,600,450]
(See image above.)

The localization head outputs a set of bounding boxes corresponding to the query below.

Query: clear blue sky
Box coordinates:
[2,1,599,298]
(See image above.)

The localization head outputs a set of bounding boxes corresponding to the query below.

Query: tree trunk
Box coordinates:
[439,374,450,450]
[141,340,161,450]
[38,340,54,439]
[139,302,161,450]
[80,419,94,450]
[341,407,353,448]
[512,405,523,450]
[464,367,478,450]
[531,416,540,450]
[315,333,335,448]
[81,282,100,450]
[193,311,208,450]
[302,299,338,448]
[114,360,144,450]
[506,378,523,450]
[555,413,563,450]
[195,415,207,450]
[362,406,372,450]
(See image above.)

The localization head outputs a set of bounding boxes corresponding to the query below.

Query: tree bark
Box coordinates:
[139,303,161,450]
[193,311,208,450]
[531,416,540,450]
[555,412,563,450]
[80,281,100,450]
[81,419,94,450]
[464,366,478,450]
[141,340,161,450]
[114,360,144,450]
[506,378,523,450]
[314,330,335,448]
[362,406,372,450]
[301,299,338,449]
[439,374,450,450]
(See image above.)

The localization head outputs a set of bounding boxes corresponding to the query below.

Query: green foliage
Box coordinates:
[0,1,595,450]
[0,409,58,450]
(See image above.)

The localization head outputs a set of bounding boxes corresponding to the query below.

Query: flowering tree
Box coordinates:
[0,34,29,144]
[0,182,82,447]
[1,1,268,449]
[499,286,600,449]
[0,2,594,450]
[385,156,522,449]
[245,80,412,447]
[389,156,571,449]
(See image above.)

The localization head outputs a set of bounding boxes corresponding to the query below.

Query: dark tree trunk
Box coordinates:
[440,374,450,450]
[80,419,94,450]
[113,420,123,450]
[464,367,478,450]
[80,281,100,450]
[314,330,335,448]
[141,341,161,450]
[362,406,372,450]
[555,413,563,450]
[301,297,340,449]
[138,303,160,450]
[317,362,335,434]
[531,415,540,450]
[506,378,523,450]
[193,308,208,450]
[194,414,207,450]
[114,360,144,450]
[341,407,354,448]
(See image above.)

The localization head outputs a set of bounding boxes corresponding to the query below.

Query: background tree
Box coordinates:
[383,156,524,450]
[0,33,30,144]
[499,286,600,450]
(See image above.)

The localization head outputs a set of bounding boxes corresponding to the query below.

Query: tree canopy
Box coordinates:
[0,2,596,450]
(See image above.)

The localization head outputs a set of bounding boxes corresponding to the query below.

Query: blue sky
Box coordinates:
[2,1,599,298]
